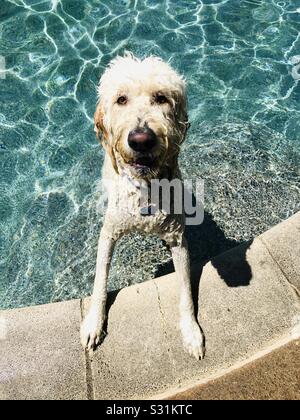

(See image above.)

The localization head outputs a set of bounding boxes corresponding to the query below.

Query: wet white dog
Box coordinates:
[80,54,205,360]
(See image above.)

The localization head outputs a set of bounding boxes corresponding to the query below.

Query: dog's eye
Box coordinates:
[155,94,168,105]
[117,95,128,105]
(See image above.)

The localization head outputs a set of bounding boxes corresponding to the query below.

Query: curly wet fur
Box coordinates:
[81,54,205,360]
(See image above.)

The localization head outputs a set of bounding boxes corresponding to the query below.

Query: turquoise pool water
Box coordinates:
[0,0,299,309]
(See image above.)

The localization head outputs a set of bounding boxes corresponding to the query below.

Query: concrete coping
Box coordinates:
[0,212,300,400]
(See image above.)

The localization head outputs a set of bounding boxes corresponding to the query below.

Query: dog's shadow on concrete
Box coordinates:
[156,211,253,313]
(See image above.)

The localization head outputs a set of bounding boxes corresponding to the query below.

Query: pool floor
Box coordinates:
[0,0,299,309]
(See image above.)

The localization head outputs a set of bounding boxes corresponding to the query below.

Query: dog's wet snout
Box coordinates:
[128,127,157,152]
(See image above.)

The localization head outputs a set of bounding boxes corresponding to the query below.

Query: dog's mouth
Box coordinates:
[130,156,156,170]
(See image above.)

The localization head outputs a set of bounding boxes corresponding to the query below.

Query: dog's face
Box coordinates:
[95,54,189,180]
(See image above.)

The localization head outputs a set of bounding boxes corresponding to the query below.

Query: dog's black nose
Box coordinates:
[128,128,157,152]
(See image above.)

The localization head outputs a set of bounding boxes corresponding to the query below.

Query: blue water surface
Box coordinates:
[0,0,299,309]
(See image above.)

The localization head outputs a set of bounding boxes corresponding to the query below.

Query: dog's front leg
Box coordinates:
[81,229,115,351]
[171,238,205,360]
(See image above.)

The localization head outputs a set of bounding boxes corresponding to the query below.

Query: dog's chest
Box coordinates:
[105,177,184,239]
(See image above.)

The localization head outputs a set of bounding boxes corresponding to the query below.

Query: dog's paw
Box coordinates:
[181,319,205,360]
[80,311,104,351]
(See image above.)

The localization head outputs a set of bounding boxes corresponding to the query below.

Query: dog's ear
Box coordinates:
[94,103,119,174]
[180,111,190,144]
[165,94,189,178]
[94,102,108,141]
[175,94,190,145]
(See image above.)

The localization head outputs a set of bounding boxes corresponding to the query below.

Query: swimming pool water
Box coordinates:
[0,0,299,309]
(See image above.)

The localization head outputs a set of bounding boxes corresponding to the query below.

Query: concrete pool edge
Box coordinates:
[0,211,299,400]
